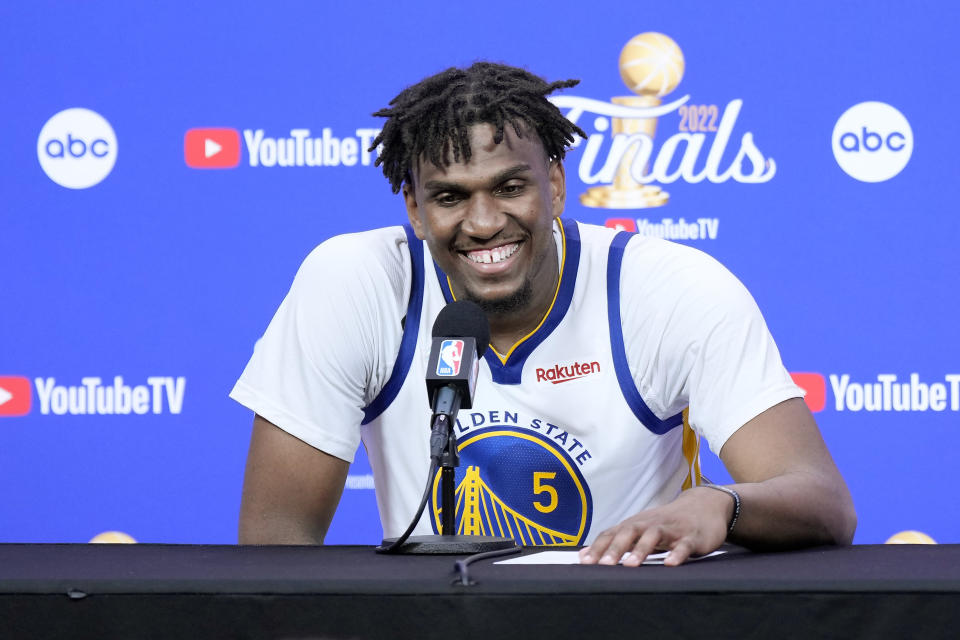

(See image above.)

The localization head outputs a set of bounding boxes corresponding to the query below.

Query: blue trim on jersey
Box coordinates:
[607,231,684,435]
[361,225,424,425]
[433,218,581,385]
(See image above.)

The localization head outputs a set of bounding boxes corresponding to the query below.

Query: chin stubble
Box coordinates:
[461,277,534,316]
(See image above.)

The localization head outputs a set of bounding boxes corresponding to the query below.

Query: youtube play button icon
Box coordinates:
[0,376,31,417]
[184,128,241,168]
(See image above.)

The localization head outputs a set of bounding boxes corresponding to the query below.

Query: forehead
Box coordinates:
[412,123,548,187]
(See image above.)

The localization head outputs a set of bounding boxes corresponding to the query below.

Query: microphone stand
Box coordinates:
[379,398,517,554]
[439,419,458,538]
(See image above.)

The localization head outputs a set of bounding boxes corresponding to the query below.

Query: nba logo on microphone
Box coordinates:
[436,340,464,376]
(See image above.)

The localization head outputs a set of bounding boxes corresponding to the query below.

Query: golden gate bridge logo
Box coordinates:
[430,428,592,545]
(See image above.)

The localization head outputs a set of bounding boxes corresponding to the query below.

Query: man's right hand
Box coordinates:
[238,415,349,544]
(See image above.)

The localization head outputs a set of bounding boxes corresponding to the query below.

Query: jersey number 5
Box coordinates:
[533,472,558,513]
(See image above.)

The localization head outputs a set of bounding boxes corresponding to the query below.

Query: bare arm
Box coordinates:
[718,397,856,550]
[580,398,856,566]
[238,414,350,545]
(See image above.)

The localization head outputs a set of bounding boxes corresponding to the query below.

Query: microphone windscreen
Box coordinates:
[431,301,490,357]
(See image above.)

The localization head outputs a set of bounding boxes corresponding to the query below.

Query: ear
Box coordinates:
[549,160,566,218]
[402,182,425,240]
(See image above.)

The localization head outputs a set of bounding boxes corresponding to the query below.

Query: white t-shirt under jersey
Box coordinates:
[231,219,802,544]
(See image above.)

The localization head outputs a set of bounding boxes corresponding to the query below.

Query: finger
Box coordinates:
[601,525,652,565]
[622,526,663,567]
[579,528,617,564]
[664,538,694,567]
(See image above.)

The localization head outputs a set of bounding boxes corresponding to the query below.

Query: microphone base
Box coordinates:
[378,535,518,555]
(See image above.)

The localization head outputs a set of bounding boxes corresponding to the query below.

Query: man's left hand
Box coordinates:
[578,485,733,567]
[579,398,857,567]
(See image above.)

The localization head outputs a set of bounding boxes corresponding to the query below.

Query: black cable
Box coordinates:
[453,546,523,586]
[375,460,439,554]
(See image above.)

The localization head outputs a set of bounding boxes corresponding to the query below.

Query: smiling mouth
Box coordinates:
[462,242,522,265]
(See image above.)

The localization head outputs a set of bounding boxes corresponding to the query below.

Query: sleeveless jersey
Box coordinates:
[231,218,802,546]
[362,219,697,546]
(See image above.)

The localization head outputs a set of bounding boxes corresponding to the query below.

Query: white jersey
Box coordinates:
[231,219,802,545]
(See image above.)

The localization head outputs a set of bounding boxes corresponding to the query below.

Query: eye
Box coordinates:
[434,192,463,206]
[497,181,525,196]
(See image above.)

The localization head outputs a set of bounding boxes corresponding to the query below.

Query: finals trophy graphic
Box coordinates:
[580,32,685,209]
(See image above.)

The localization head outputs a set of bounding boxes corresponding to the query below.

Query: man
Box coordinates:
[231,62,856,566]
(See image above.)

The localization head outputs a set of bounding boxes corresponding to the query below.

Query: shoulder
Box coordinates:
[567,219,620,252]
[293,226,412,305]
[619,235,753,312]
[298,226,410,280]
[567,220,748,308]
[615,234,766,383]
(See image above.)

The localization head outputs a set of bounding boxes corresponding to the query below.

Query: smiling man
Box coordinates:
[231,62,855,565]
[404,123,564,353]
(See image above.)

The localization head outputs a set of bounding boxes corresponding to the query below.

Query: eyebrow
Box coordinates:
[422,164,533,193]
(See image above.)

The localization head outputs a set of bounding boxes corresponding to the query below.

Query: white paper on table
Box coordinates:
[494,549,725,565]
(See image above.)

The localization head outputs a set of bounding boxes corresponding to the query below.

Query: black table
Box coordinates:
[2,543,958,639]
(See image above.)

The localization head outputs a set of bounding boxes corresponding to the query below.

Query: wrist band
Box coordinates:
[703,484,741,535]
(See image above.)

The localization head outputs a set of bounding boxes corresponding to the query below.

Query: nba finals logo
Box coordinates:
[550,32,776,209]
[436,339,464,376]
[431,426,593,545]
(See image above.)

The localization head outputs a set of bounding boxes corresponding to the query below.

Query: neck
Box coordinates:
[485,254,560,356]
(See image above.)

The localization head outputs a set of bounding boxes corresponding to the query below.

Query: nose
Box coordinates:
[461,192,506,240]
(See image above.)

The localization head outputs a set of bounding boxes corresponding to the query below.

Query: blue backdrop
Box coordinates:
[1,1,957,544]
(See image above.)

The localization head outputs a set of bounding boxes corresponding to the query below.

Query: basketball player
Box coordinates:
[231,62,856,566]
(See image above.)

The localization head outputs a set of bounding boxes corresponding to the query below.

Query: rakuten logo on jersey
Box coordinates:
[184,128,241,168]
[34,376,186,415]
[536,361,601,384]
[830,373,960,412]
[0,376,32,417]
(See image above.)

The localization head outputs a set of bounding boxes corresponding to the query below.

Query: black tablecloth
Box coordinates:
[2,543,958,639]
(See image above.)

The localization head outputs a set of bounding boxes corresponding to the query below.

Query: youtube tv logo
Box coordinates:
[605,218,637,232]
[0,376,32,416]
[791,372,826,413]
[184,128,240,168]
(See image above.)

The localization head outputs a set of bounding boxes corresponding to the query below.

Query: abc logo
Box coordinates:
[832,102,913,183]
[37,108,118,189]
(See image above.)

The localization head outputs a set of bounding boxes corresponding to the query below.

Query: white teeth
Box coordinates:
[467,243,519,264]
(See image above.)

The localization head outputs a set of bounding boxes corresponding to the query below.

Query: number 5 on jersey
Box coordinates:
[533,472,558,513]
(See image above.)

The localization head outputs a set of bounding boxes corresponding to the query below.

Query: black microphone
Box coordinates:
[376,300,515,554]
[424,300,490,425]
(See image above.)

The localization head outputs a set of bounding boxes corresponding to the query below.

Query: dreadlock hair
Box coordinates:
[369,62,587,193]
